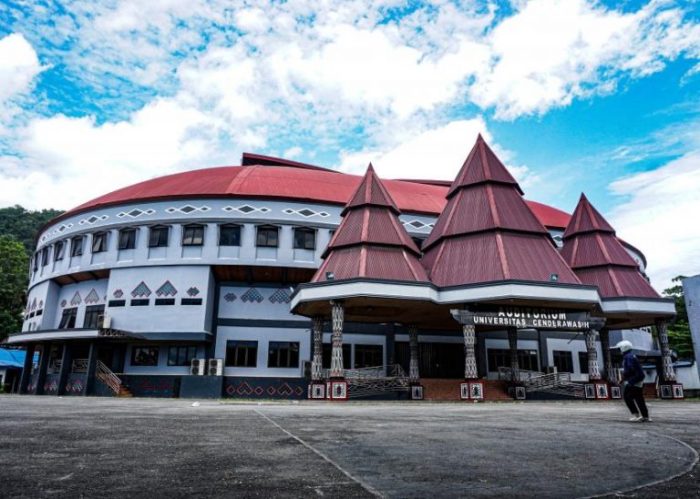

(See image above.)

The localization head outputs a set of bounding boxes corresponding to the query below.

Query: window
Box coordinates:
[71,236,84,257]
[131,346,159,366]
[54,241,65,261]
[58,308,77,329]
[181,298,202,305]
[354,344,383,368]
[578,351,588,373]
[33,254,38,272]
[155,298,175,306]
[118,228,137,250]
[267,341,299,368]
[92,232,108,253]
[256,225,279,248]
[182,224,204,246]
[167,345,198,366]
[83,305,105,329]
[322,343,351,369]
[130,299,149,306]
[553,350,574,374]
[41,247,49,266]
[108,300,126,307]
[487,349,539,372]
[219,224,241,246]
[225,341,258,367]
[149,226,169,247]
[293,227,316,250]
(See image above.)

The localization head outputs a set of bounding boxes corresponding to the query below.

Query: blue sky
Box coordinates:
[0,0,699,289]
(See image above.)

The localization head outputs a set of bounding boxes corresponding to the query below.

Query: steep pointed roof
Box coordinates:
[561,194,659,299]
[422,136,581,287]
[312,165,428,283]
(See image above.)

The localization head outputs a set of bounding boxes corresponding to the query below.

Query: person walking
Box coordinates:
[616,340,650,422]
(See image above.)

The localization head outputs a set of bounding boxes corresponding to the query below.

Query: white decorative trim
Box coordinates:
[165,205,212,214]
[78,214,109,225]
[222,205,271,215]
[600,298,676,315]
[117,208,156,219]
[402,220,435,231]
[283,208,330,218]
[6,330,100,343]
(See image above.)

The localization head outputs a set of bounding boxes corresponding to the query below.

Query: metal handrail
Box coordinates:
[95,360,122,395]
[497,367,544,382]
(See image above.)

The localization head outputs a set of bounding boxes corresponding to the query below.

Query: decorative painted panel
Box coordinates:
[268,288,291,304]
[65,374,87,395]
[85,289,100,304]
[70,292,82,306]
[224,377,308,399]
[131,281,152,298]
[156,281,178,297]
[241,287,264,303]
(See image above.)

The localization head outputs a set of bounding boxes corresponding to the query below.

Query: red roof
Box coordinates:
[561,195,659,299]
[313,165,428,283]
[64,161,572,229]
[422,136,581,287]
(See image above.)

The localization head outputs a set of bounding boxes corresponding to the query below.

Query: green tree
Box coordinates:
[0,205,63,256]
[0,236,29,341]
[663,276,694,359]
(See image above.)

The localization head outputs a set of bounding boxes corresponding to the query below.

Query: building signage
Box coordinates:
[451,306,601,331]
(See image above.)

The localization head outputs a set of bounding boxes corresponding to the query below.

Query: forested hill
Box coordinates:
[0,205,63,255]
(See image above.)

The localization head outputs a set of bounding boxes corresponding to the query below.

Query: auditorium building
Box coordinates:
[8,136,682,400]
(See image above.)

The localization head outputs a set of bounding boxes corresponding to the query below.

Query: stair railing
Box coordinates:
[96,360,122,395]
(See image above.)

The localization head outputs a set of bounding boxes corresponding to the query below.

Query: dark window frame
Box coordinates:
[578,351,588,374]
[487,349,539,373]
[70,236,84,257]
[256,225,279,248]
[118,228,137,250]
[267,341,300,368]
[131,346,159,366]
[225,340,258,367]
[83,304,105,329]
[322,343,352,369]
[54,241,65,261]
[91,232,108,253]
[553,350,574,374]
[41,247,49,266]
[219,224,241,247]
[293,227,316,250]
[182,224,205,246]
[58,307,78,329]
[148,225,170,248]
[167,345,198,366]
[354,344,383,369]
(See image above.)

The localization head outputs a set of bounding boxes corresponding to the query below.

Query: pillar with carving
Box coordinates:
[408,325,420,384]
[329,302,345,379]
[311,316,324,382]
[463,324,478,380]
[656,320,677,382]
[508,328,519,383]
[599,328,614,382]
[585,329,602,381]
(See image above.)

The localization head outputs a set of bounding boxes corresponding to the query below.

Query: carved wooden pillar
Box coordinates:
[329,302,345,379]
[311,316,324,382]
[19,343,35,394]
[656,320,677,382]
[599,328,614,382]
[408,325,420,384]
[508,328,519,383]
[463,324,478,380]
[585,329,601,381]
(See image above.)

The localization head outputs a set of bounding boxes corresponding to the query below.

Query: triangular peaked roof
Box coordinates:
[312,165,428,283]
[561,194,659,299]
[422,135,581,287]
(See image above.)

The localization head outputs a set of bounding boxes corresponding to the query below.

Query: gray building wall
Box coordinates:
[682,274,700,380]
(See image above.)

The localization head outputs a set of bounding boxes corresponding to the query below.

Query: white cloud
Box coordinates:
[0,33,44,124]
[609,152,700,291]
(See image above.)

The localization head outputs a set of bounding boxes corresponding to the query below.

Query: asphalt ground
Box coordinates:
[0,396,698,499]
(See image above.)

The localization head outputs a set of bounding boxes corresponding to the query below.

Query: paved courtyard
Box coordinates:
[0,396,698,498]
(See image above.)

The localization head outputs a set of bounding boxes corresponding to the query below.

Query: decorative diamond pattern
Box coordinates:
[404,220,434,230]
[283,208,331,218]
[187,287,200,297]
[85,289,100,304]
[60,300,67,308]
[79,215,108,225]
[131,282,152,298]
[223,205,271,214]
[117,208,156,219]
[165,205,211,214]
[113,289,124,299]
[224,292,237,302]
[70,292,82,306]
[156,281,178,297]
[241,287,264,303]
[269,288,291,304]
[31,298,37,310]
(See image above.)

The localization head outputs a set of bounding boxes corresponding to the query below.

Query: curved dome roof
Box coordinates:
[67,162,572,228]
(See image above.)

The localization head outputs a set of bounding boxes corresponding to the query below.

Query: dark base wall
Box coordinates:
[224,377,308,399]
[121,375,181,398]
[43,374,60,395]
[65,374,87,395]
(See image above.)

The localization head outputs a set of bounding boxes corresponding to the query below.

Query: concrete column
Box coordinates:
[84,342,98,396]
[599,328,614,382]
[408,325,420,383]
[34,342,51,395]
[57,343,73,396]
[656,320,677,382]
[585,329,601,381]
[463,324,478,380]
[19,343,35,394]
[508,328,519,383]
[311,317,324,382]
[329,302,345,378]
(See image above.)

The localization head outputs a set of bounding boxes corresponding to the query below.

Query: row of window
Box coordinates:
[486,348,590,374]
[57,305,105,329]
[34,225,321,270]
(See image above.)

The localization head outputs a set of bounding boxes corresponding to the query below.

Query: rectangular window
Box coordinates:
[58,308,77,329]
[108,300,126,307]
[181,298,202,305]
[33,254,39,272]
[322,343,352,369]
[131,346,159,366]
[71,236,84,257]
[225,340,258,367]
[91,232,108,253]
[578,351,588,374]
[256,225,279,248]
[41,247,49,266]
[149,226,169,248]
[167,345,198,366]
[182,224,204,246]
[54,241,65,261]
[130,299,149,306]
[354,344,383,368]
[487,349,539,372]
[83,305,105,329]
[219,224,241,246]
[553,350,574,374]
[118,228,137,250]
[293,228,316,250]
[267,341,300,368]
[155,298,175,306]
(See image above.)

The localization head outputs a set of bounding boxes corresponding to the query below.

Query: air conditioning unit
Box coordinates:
[101,314,112,329]
[208,358,223,376]
[190,358,206,376]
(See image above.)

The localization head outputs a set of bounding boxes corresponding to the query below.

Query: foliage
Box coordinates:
[0,205,63,257]
[0,236,29,341]
[663,276,694,359]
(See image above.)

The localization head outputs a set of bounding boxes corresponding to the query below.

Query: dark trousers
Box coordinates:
[623,384,649,418]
